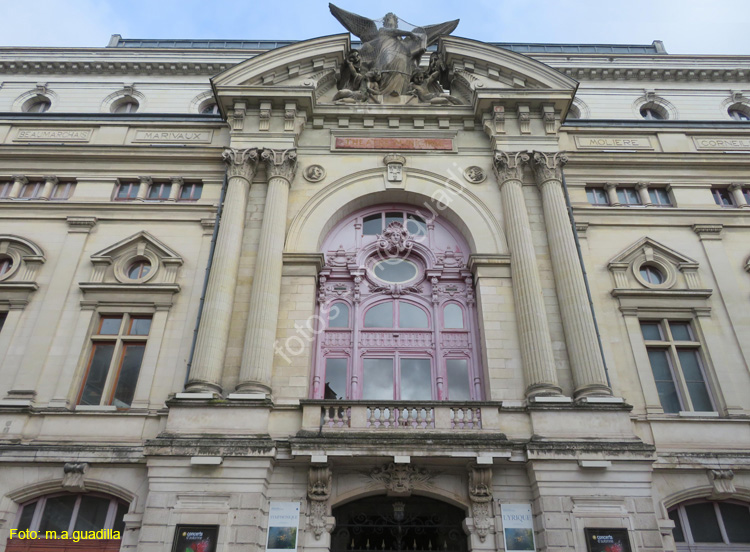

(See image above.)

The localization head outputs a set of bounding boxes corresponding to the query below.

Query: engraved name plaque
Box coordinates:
[692,136,750,150]
[574,136,653,150]
[14,128,94,142]
[133,129,214,143]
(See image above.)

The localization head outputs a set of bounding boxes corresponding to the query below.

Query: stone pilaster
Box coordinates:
[493,151,561,397]
[531,151,611,398]
[136,176,151,201]
[40,175,58,200]
[636,181,652,206]
[185,147,259,394]
[604,182,619,206]
[236,148,297,395]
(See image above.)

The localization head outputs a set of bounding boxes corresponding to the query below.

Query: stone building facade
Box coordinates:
[0,16,749,552]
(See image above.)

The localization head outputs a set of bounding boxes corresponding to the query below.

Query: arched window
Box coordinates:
[669,499,750,549]
[14,493,128,536]
[313,205,481,401]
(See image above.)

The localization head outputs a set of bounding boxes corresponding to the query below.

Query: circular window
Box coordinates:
[372,259,418,283]
[112,98,139,114]
[729,107,750,121]
[127,260,151,280]
[201,102,219,115]
[640,106,665,120]
[25,98,51,113]
[639,265,665,285]
[0,255,13,277]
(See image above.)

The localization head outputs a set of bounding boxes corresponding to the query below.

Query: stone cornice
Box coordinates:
[559,66,750,83]
[0,60,236,77]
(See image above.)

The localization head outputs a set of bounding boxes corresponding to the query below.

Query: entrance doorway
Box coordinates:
[332,496,468,552]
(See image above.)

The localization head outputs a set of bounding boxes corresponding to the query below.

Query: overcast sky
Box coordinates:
[0,0,747,55]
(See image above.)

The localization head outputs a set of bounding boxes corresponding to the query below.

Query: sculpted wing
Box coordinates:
[329,3,379,43]
[415,19,460,46]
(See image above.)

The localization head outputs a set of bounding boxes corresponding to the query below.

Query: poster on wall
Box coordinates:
[501,503,536,551]
[584,528,633,552]
[171,525,219,552]
[266,501,301,552]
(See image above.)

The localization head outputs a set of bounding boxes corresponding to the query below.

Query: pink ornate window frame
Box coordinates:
[312,204,482,401]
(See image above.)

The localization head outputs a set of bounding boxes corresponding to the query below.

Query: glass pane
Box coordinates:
[80,344,116,405]
[399,303,428,328]
[111,344,145,408]
[668,509,685,542]
[677,350,714,412]
[116,184,134,199]
[328,303,349,328]
[719,502,750,542]
[406,214,427,237]
[362,214,382,235]
[640,322,662,340]
[444,304,464,329]
[99,317,122,335]
[364,302,393,327]
[180,184,202,200]
[685,502,723,542]
[374,259,418,283]
[400,358,432,400]
[74,496,111,532]
[325,358,348,400]
[363,359,393,400]
[625,188,640,204]
[385,212,403,227]
[670,322,692,341]
[129,318,152,335]
[148,184,170,199]
[647,349,681,413]
[640,266,664,284]
[38,494,78,533]
[446,359,471,400]
[16,502,36,531]
[649,188,671,205]
[112,502,128,534]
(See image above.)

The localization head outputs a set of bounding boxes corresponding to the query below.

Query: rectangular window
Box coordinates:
[78,314,152,408]
[0,181,11,199]
[617,187,642,206]
[50,181,75,200]
[363,358,394,400]
[19,181,43,199]
[147,182,171,201]
[178,182,202,202]
[712,188,736,207]
[743,187,750,205]
[114,181,139,201]
[648,187,673,207]
[324,358,348,400]
[641,320,715,413]
[586,187,609,205]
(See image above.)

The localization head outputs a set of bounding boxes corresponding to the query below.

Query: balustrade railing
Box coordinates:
[303,401,501,432]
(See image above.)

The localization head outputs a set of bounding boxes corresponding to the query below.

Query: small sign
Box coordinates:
[692,136,750,150]
[501,504,536,551]
[574,136,653,150]
[171,525,219,552]
[133,129,214,143]
[14,128,94,142]
[266,501,300,552]
[584,528,632,552]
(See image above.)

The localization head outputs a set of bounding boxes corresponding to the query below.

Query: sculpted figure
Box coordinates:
[333,70,382,104]
[408,69,462,105]
[329,3,459,96]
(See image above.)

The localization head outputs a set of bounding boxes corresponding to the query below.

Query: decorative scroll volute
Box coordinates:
[222,147,259,182]
[492,151,529,184]
[308,466,334,540]
[467,466,494,542]
[530,151,568,185]
[261,148,298,183]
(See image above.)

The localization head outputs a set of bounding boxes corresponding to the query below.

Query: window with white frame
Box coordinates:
[15,493,128,536]
[669,500,750,549]
[616,186,643,206]
[77,314,152,408]
[640,319,715,413]
[114,181,139,201]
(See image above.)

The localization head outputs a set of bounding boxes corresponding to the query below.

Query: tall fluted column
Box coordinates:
[236,148,297,395]
[531,152,611,398]
[186,148,259,393]
[493,152,561,397]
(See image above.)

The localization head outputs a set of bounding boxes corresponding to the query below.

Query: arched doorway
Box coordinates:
[331,496,468,552]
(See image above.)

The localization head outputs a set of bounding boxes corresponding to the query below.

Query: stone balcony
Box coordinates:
[300,401,505,433]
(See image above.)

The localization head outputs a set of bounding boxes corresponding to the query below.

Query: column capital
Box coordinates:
[43,175,58,185]
[728,182,743,192]
[170,176,184,186]
[138,176,152,186]
[604,182,617,191]
[12,175,28,185]
[492,150,529,184]
[261,148,297,183]
[223,147,259,182]
[530,151,568,186]
[635,181,650,190]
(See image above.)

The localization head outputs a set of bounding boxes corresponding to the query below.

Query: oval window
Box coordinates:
[640,265,664,285]
[127,260,151,280]
[373,259,417,283]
